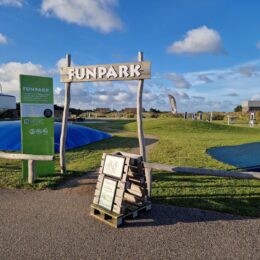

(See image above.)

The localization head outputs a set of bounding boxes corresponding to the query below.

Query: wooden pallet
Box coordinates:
[90,203,151,228]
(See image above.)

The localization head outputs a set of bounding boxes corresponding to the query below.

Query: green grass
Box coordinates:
[0,124,138,189]
[0,118,260,217]
[122,119,260,216]
[152,172,260,217]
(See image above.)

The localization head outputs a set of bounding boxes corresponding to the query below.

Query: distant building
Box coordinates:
[242,101,260,112]
[121,108,145,114]
[54,105,71,120]
[0,93,16,111]
[94,108,111,114]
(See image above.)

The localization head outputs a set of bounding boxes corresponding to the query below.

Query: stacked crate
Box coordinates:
[91,151,151,227]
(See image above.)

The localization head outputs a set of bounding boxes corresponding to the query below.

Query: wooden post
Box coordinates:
[137,52,146,161]
[0,152,53,184]
[136,52,151,198]
[145,167,152,198]
[60,54,71,174]
[143,162,260,180]
[28,160,35,184]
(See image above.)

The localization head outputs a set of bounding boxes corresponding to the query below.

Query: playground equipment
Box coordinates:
[0,121,111,152]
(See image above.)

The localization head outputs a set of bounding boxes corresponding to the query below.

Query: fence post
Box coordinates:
[28,160,35,184]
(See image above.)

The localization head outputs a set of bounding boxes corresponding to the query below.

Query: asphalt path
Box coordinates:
[0,173,259,260]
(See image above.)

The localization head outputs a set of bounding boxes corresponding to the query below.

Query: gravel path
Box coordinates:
[0,173,259,260]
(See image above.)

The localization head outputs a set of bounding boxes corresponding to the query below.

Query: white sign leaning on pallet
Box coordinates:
[103,154,125,179]
[99,178,118,211]
[91,152,151,228]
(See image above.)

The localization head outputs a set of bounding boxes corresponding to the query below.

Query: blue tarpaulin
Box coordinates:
[0,121,111,152]
[207,142,260,170]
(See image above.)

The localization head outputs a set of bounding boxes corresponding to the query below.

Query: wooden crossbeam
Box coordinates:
[144,162,260,180]
[0,151,54,184]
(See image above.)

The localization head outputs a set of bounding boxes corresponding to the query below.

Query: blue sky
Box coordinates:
[0,0,260,112]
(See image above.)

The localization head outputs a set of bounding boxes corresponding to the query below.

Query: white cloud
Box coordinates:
[56,57,75,70]
[166,73,191,89]
[172,90,190,100]
[192,95,205,101]
[41,0,123,33]
[226,93,239,97]
[251,94,260,101]
[236,65,258,77]
[167,26,225,55]
[0,61,47,97]
[0,33,8,44]
[0,0,24,7]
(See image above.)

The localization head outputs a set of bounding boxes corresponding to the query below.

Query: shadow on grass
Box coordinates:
[120,170,260,227]
[65,135,142,153]
[123,202,256,228]
[78,119,135,132]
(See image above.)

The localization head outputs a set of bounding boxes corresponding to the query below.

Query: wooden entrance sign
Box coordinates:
[91,152,151,227]
[59,53,151,174]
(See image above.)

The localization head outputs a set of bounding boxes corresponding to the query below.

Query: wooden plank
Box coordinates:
[96,181,102,190]
[117,182,125,189]
[0,152,53,161]
[97,174,104,183]
[144,167,152,198]
[114,196,123,207]
[124,165,128,173]
[59,54,71,174]
[127,177,145,185]
[93,196,99,204]
[112,204,121,214]
[124,192,144,204]
[143,162,260,180]
[94,189,101,197]
[121,173,127,182]
[117,151,142,161]
[127,188,144,198]
[116,188,124,198]
[90,204,123,228]
[127,169,144,178]
[60,61,151,83]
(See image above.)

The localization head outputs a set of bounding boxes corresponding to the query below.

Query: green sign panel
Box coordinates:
[20,75,55,179]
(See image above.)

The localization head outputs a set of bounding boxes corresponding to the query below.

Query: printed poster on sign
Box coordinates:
[103,155,125,179]
[99,178,117,211]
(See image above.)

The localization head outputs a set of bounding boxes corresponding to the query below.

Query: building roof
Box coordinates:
[242,100,260,107]
[0,93,15,98]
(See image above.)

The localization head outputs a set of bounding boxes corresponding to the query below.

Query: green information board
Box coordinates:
[20,75,55,179]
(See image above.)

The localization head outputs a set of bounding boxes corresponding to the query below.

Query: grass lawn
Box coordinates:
[0,118,259,217]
